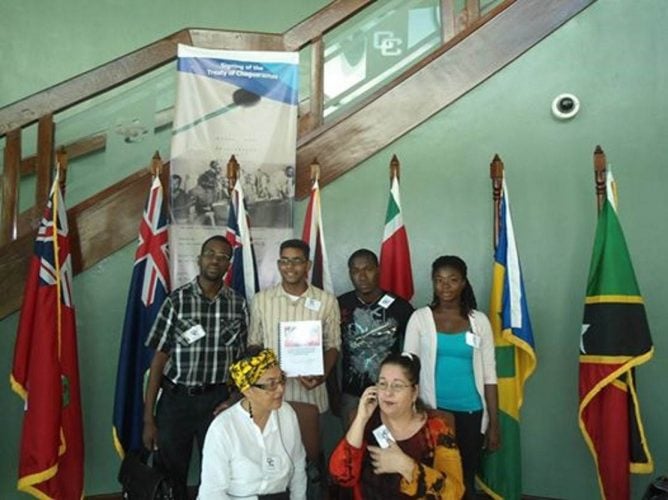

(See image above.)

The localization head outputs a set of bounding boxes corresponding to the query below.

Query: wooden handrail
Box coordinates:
[0,31,192,136]
[0,1,375,137]
[299,0,516,145]
[295,0,594,198]
[0,0,596,319]
[0,0,379,247]
[283,0,374,51]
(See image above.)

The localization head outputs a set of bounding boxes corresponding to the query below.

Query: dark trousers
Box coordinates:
[155,384,229,500]
[442,409,484,500]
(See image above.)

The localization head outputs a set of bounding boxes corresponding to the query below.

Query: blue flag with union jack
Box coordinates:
[112,175,170,457]
[225,179,259,303]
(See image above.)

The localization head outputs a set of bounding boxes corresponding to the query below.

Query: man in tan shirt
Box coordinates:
[249,238,340,494]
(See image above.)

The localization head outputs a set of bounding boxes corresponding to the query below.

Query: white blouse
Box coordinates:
[404,307,498,432]
[199,401,307,499]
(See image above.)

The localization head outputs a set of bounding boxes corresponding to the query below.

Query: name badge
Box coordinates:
[264,455,280,473]
[182,324,206,344]
[372,424,395,448]
[304,298,321,312]
[465,332,481,349]
[377,294,395,309]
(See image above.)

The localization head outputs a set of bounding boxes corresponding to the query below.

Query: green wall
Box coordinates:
[2,0,667,498]
[300,0,668,498]
[0,0,329,107]
[0,1,330,497]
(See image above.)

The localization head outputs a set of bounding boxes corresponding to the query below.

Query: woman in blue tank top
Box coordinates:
[404,256,499,500]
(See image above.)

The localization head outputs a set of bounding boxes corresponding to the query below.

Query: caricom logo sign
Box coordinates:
[373,31,403,56]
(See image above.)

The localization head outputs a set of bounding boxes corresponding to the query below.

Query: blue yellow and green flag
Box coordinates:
[478,178,536,500]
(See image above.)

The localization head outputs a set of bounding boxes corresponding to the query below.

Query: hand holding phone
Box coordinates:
[356,386,379,422]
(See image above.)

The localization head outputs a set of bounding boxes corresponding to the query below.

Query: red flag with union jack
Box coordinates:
[11,173,84,499]
[112,175,170,457]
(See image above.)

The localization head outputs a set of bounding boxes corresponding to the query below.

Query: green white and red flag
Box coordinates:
[379,171,413,301]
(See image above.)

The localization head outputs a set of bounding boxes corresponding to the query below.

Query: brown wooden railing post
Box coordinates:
[466,0,481,27]
[490,154,504,250]
[309,35,325,131]
[35,114,55,213]
[441,0,456,41]
[593,145,607,214]
[1,129,21,244]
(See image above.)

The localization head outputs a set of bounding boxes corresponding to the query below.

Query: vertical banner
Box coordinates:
[169,45,298,288]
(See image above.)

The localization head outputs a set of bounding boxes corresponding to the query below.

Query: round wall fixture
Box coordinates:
[551,93,580,120]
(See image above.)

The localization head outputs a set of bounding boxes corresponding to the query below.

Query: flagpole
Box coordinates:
[593,145,607,214]
[227,154,239,193]
[310,158,320,185]
[56,147,68,198]
[54,152,66,360]
[490,154,504,250]
[389,154,400,182]
[150,151,162,177]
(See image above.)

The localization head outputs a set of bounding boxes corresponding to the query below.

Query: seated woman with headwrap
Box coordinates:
[199,346,306,499]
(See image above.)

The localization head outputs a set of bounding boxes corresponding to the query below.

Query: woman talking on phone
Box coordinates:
[329,352,464,499]
[404,256,499,500]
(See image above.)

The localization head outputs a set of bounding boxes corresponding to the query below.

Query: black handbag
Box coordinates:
[643,475,668,500]
[118,451,175,500]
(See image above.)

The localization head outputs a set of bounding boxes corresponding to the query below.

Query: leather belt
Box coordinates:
[161,377,228,397]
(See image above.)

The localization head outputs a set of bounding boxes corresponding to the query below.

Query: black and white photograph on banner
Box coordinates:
[168,45,299,289]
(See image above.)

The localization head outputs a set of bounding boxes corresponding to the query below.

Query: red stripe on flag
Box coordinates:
[579,362,630,500]
[379,226,414,301]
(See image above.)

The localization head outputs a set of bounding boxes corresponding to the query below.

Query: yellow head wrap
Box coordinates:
[229,348,278,392]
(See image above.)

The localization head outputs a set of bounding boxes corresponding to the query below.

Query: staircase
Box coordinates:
[0,0,595,319]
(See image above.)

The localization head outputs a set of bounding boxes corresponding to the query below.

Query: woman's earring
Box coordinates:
[248,400,253,419]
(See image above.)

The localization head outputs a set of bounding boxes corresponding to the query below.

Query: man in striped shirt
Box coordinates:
[249,239,341,492]
[143,235,248,500]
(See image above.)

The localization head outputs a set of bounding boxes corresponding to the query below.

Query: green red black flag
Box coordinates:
[578,172,653,500]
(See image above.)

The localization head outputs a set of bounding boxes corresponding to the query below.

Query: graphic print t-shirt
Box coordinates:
[338,291,414,397]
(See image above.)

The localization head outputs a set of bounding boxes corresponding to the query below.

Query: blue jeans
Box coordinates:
[155,383,230,500]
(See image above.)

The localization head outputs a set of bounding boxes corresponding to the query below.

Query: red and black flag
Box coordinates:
[578,171,653,500]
